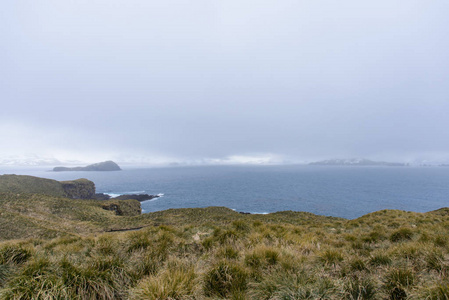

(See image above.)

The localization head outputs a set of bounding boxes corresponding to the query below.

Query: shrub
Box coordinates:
[250,270,335,300]
[390,228,414,242]
[388,286,407,300]
[425,250,446,272]
[0,244,32,265]
[252,221,263,227]
[385,268,415,289]
[345,276,377,300]
[0,264,9,287]
[244,247,280,269]
[65,256,131,299]
[232,220,250,232]
[362,230,385,243]
[393,244,422,260]
[3,253,134,300]
[221,246,240,260]
[350,258,367,272]
[425,282,449,300]
[1,257,62,299]
[344,234,357,242]
[217,230,240,244]
[131,265,197,300]
[264,249,280,265]
[132,253,160,277]
[127,233,151,253]
[369,254,392,266]
[434,235,447,247]
[319,249,344,266]
[201,237,214,250]
[245,252,262,269]
[95,235,117,255]
[204,261,248,298]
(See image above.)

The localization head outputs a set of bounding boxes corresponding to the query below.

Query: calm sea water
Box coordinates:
[4,165,449,219]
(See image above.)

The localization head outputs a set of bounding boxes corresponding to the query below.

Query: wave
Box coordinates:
[105,193,121,198]
[104,191,147,198]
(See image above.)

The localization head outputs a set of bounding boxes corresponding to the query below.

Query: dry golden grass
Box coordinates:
[1,192,449,299]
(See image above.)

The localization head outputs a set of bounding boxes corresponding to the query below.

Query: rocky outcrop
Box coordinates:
[61,179,96,199]
[101,199,141,216]
[53,161,121,172]
[113,194,160,202]
[94,193,111,200]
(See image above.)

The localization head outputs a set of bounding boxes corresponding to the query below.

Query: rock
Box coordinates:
[53,161,121,172]
[94,193,111,200]
[101,199,141,216]
[60,179,96,199]
[113,194,160,202]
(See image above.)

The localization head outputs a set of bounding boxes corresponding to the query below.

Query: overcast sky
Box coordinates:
[1,1,449,165]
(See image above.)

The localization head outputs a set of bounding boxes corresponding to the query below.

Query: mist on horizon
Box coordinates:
[2,1,449,166]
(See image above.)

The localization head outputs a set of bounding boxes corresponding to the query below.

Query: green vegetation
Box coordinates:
[0,175,66,197]
[0,175,96,199]
[1,191,449,299]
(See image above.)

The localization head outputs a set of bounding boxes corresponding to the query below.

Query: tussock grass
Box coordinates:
[131,260,198,300]
[1,191,449,298]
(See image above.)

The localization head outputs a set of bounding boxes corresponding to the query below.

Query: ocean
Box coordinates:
[3,165,449,219]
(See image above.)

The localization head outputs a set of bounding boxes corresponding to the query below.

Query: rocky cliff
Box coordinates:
[60,179,96,199]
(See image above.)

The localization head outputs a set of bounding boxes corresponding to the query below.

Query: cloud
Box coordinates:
[1,1,449,165]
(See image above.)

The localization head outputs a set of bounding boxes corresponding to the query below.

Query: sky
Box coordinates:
[1,1,449,165]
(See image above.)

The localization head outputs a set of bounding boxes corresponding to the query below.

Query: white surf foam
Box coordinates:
[105,191,147,198]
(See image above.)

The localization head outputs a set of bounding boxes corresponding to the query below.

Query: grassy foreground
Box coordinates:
[1,193,449,299]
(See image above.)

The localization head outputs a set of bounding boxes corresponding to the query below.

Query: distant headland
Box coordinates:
[309,158,408,166]
[53,160,121,172]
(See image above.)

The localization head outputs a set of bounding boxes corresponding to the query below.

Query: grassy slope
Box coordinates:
[0,175,66,197]
[0,192,142,240]
[1,192,449,299]
[0,191,345,241]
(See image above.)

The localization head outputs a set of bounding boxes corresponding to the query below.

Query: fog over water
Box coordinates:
[2,1,449,165]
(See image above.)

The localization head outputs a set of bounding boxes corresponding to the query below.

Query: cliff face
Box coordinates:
[53,161,121,172]
[0,175,96,200]
[61,179,96,199]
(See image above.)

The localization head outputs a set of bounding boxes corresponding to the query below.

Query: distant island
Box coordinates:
[53,160,121,172]
[309,158,408,166]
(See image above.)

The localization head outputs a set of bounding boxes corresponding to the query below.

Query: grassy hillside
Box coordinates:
[0,175,96,199]
[0,192,141,240]
[1,191,449,299]
[0,175,66,197]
